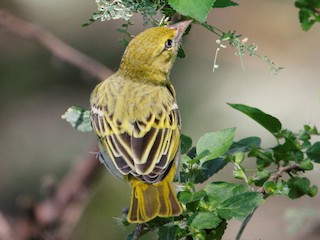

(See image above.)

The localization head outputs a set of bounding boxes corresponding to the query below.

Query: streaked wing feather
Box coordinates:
[91,89,181,184]
[134,128,165,175]
[131,127,159,165]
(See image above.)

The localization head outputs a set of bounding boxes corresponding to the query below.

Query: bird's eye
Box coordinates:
[165,39,173,49]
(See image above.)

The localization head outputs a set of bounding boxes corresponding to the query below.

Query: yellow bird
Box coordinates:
[90,20,192,223]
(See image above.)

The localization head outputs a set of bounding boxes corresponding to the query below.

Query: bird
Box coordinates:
[90,20,192,223]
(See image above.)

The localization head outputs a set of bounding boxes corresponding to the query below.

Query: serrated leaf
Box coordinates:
[231,136,261,150]
[61,106,92,132]
[204,182,247,206]
[188,212,221,229]
[178,190,206,204]
[249,149,273,171]
[253,170,270,186]
[158,225,179,240]
[206,220,227,240]
[299,9,316,31]
[194,158,227,183]
[300,158,314,170]
[196,128,235,162]
[276,181,290,196]
[287,177,318,199]
[178,191,192,204]
[233,168,246,180]
[306,142,320,163]
[161,5,177,18]
[168,0,216,22]
[233,152,245,164]
[213,0,238,8]
[180,134,192,154]
[217,192,263,221]
[263,181,277,194]
[228,103,282,135]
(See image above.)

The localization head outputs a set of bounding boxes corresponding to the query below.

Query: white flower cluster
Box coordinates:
[94,0,133,21]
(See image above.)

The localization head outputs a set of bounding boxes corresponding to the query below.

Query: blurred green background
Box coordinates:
[1,0,320,239]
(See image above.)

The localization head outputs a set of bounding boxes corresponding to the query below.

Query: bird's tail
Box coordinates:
[128,167,182,223]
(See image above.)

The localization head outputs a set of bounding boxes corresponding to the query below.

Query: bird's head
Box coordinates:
[118,20,192,84]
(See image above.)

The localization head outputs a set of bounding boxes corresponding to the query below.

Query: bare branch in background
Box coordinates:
[0,9,112,81]
[0,9,114,240]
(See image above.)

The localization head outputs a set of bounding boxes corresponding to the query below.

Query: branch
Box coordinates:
[0,9,112,80]
[132,224,143,240]
[257,163,301,195]
[236,163,301,240]
[0,9,116,240]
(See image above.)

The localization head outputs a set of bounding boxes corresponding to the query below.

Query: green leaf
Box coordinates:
[61,106,92,132]
[177,191,193,204]
[300,158,314,170]
[306,142,320,163]
[273,139,302,163]
[178,190,206,204]
[158,224,179,240]
[187,146,197,158]
[295,0,320,31]
[299,9,316,31]
[160,5,177,18]
[261,180,289,196]
[204,182,247,206]
[287,177,318,199]
[180,134,192,154]
[196,128,235,162]
[181,154,192,164]
[249,149,273,171]
[191,230,206,240]
[206,220,227,240]
[194,158,227,183]
[213,0,238,8]
[263,181,277,194]
[308,185,318,197]
[177,45,187,59]
[275,181,290,196]
[233,168,246,180]
[253,170,270,186]
[168,0,216,22]
[231,136,261,150]
[228,103,282,135]
[188,212,221,229]
[217,192,263,221]
[233,152,245,164]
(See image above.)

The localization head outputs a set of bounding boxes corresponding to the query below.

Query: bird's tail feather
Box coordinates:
[128,168,182,223]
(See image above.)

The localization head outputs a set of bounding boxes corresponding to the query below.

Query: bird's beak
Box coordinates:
[168,20,193,43]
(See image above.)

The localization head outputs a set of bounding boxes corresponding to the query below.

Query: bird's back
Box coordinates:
[90,72,181,183]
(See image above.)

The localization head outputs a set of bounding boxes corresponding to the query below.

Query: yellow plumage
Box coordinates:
[90,20,192,223]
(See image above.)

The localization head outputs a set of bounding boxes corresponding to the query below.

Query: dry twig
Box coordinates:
[0,9,112,80]
[0,9,114,240]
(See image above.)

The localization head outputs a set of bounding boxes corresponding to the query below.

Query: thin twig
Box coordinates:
[132,224,143,240]
[0,9,115,240]
[257,163,301,194]
[0,9,112,81]
[235,163,301,240]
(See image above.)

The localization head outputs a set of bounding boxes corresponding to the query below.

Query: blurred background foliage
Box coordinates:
[0,0,320,239]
